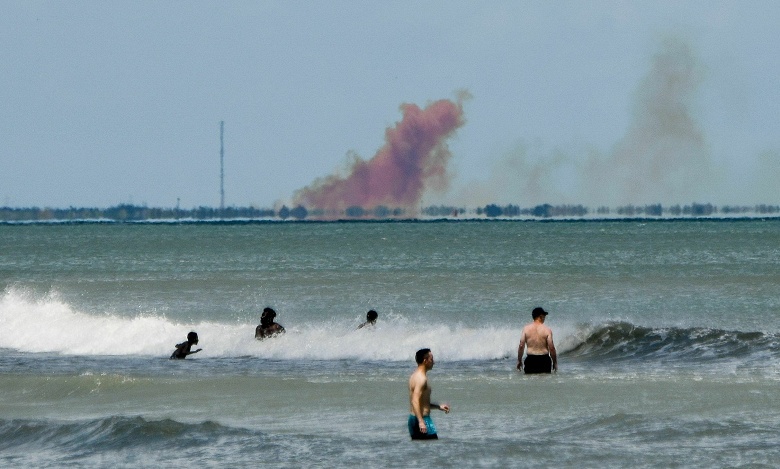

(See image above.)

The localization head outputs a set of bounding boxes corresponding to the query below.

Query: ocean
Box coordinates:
[1,219,779,468]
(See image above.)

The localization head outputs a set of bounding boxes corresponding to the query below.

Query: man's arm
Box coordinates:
[517,329,526,371]
[431,402,450,413]
[547,330,557,372]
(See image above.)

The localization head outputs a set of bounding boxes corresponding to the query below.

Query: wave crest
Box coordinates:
[566,321,777,363]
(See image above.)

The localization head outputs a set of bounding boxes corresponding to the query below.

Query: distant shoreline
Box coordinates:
[2,215,779,226]
[2,202,778,224]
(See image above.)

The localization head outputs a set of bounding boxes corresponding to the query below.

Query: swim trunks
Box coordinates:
[408,415,438,440]
[523,354,552,374]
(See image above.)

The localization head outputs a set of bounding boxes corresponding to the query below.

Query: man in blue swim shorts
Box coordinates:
[517,307,558,374]
[408,348,450,440]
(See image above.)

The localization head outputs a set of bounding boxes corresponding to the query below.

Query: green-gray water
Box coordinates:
[2,220,779,467]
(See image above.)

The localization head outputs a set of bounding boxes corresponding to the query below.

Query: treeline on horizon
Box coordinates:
[1,202,780,222]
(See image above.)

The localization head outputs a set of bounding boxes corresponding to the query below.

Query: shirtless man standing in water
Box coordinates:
[517,307,558,374]
[408,348,450,440]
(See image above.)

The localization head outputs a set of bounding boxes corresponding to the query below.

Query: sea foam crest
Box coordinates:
[0,288,179,356]
[8,289,767,363]
[1,288,537,361]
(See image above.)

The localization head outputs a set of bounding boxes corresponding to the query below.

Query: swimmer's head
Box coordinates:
[187,331,199,344]
[366,310,378,321]
[261,307,277,325]
[532,307,549,319]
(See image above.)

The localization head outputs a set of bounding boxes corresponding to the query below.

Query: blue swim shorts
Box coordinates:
[408,414,438,440]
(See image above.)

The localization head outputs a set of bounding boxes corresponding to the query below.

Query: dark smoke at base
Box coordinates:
[292,94,468,219]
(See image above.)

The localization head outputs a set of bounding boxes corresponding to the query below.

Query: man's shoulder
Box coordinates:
[410,369,427,384]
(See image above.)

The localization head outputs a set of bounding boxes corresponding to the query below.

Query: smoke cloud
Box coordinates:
[457,37,724,208]
[584,37,713,205]
[293,94,467,216]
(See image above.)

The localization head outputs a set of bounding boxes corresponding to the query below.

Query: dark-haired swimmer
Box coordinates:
[255,307,285,340]
[408,348,450,440]
[517,307,557,373]
[357,309,378,329]
[170,331,202,359]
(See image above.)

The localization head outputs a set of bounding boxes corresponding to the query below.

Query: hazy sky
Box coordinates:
[2,1,779,209]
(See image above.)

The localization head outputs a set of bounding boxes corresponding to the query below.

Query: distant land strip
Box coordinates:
[1,202,779,223]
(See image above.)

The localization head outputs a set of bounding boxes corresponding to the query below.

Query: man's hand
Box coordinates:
[439,403,450,414]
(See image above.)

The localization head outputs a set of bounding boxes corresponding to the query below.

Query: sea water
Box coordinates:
[1,220,779,468]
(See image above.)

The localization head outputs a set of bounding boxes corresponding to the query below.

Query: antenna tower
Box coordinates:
[220,121,225,214]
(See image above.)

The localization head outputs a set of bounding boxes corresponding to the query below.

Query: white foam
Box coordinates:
[0,288,180,356]
[0,288,586,361]
[0,289,596,361]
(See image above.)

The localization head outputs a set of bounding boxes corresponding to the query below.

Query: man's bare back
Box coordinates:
[520,322,553,355]
[517,307,558,373]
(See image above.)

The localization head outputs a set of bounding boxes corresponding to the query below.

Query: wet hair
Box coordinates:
[261,307,276,326]
[366,310,378,321]
[187,331,198,343]
[415,348,431,365]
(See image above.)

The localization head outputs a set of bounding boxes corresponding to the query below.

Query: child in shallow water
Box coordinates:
[170,331,202,359]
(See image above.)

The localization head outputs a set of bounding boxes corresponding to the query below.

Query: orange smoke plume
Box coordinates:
[293,97,466,215]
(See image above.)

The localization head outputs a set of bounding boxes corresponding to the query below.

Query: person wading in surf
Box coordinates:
[408,348,450,440]
[255,307,285,340]
[357,309,378,329]
[517,307,558,374]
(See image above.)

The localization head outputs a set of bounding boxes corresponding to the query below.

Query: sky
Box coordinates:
[2,1,779,210]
